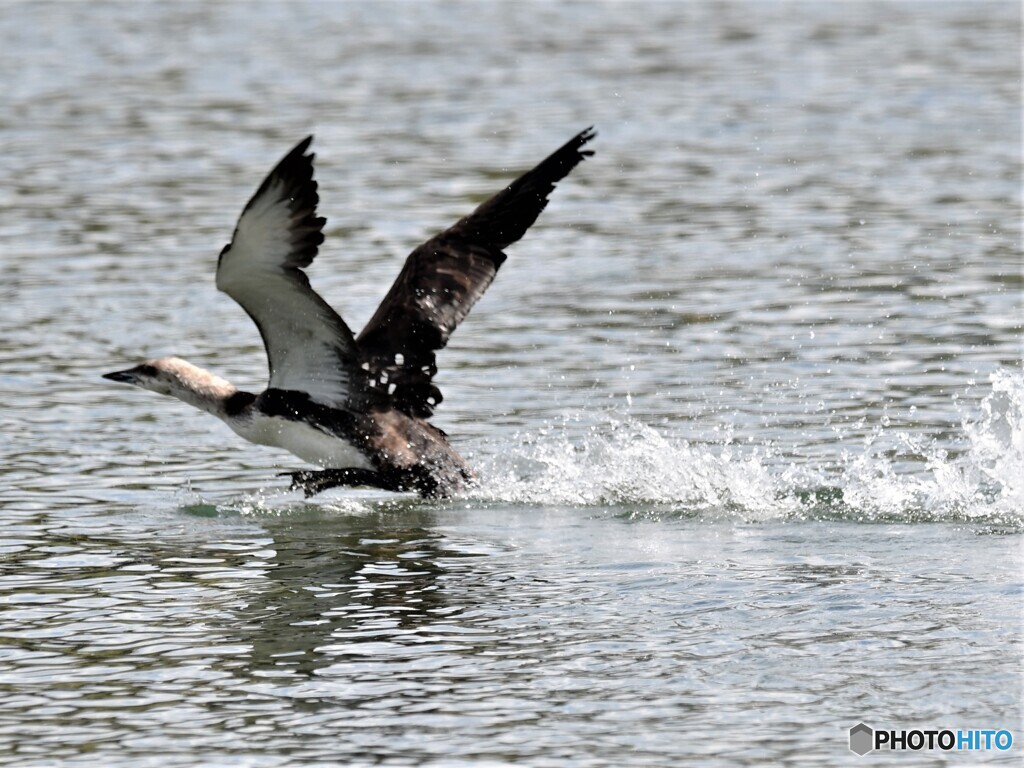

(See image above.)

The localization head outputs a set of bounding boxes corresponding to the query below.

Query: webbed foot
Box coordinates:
[280,468,392,497]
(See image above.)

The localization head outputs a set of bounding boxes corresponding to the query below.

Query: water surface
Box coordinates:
[1,1,1021,765]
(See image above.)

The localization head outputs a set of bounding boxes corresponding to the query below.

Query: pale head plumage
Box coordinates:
[103,357,238,415]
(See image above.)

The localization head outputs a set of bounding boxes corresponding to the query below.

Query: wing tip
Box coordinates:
[284,136,316,174]
[565,126,598,163]
[572,126,597,158]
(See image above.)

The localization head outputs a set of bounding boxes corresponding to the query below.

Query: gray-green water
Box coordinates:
[1,1,1021,765]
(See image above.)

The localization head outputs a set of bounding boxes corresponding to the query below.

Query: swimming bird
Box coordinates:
[104,128,595,497]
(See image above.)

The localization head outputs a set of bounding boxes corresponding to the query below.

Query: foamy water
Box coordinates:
[467,370,1022,526]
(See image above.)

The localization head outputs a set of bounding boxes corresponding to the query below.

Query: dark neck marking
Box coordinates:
[224,390,258,417]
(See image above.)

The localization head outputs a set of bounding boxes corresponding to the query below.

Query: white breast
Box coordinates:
[226,413,372,469]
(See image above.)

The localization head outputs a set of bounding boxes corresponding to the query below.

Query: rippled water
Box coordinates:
[1,1,1021,765]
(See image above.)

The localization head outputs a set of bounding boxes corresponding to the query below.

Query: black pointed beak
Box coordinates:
[103,369,138,384]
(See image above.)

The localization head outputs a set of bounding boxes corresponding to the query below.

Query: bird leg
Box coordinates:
[283,468,396,497]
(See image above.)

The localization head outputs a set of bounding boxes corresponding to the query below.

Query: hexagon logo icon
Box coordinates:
[849,722,874,755]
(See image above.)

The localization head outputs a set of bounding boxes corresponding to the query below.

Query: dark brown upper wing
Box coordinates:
[356,127,596,417]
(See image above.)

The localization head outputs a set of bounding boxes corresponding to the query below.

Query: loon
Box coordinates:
[103,128,595,497]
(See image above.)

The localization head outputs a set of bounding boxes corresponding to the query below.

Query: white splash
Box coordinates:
[838,369,1023,521]
[471,368,1024,525]
[472,419,793,516]
[961,368,1024,507]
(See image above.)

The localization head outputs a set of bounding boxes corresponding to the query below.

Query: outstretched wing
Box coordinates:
[215,136,361,406]
[357,127,596,417]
